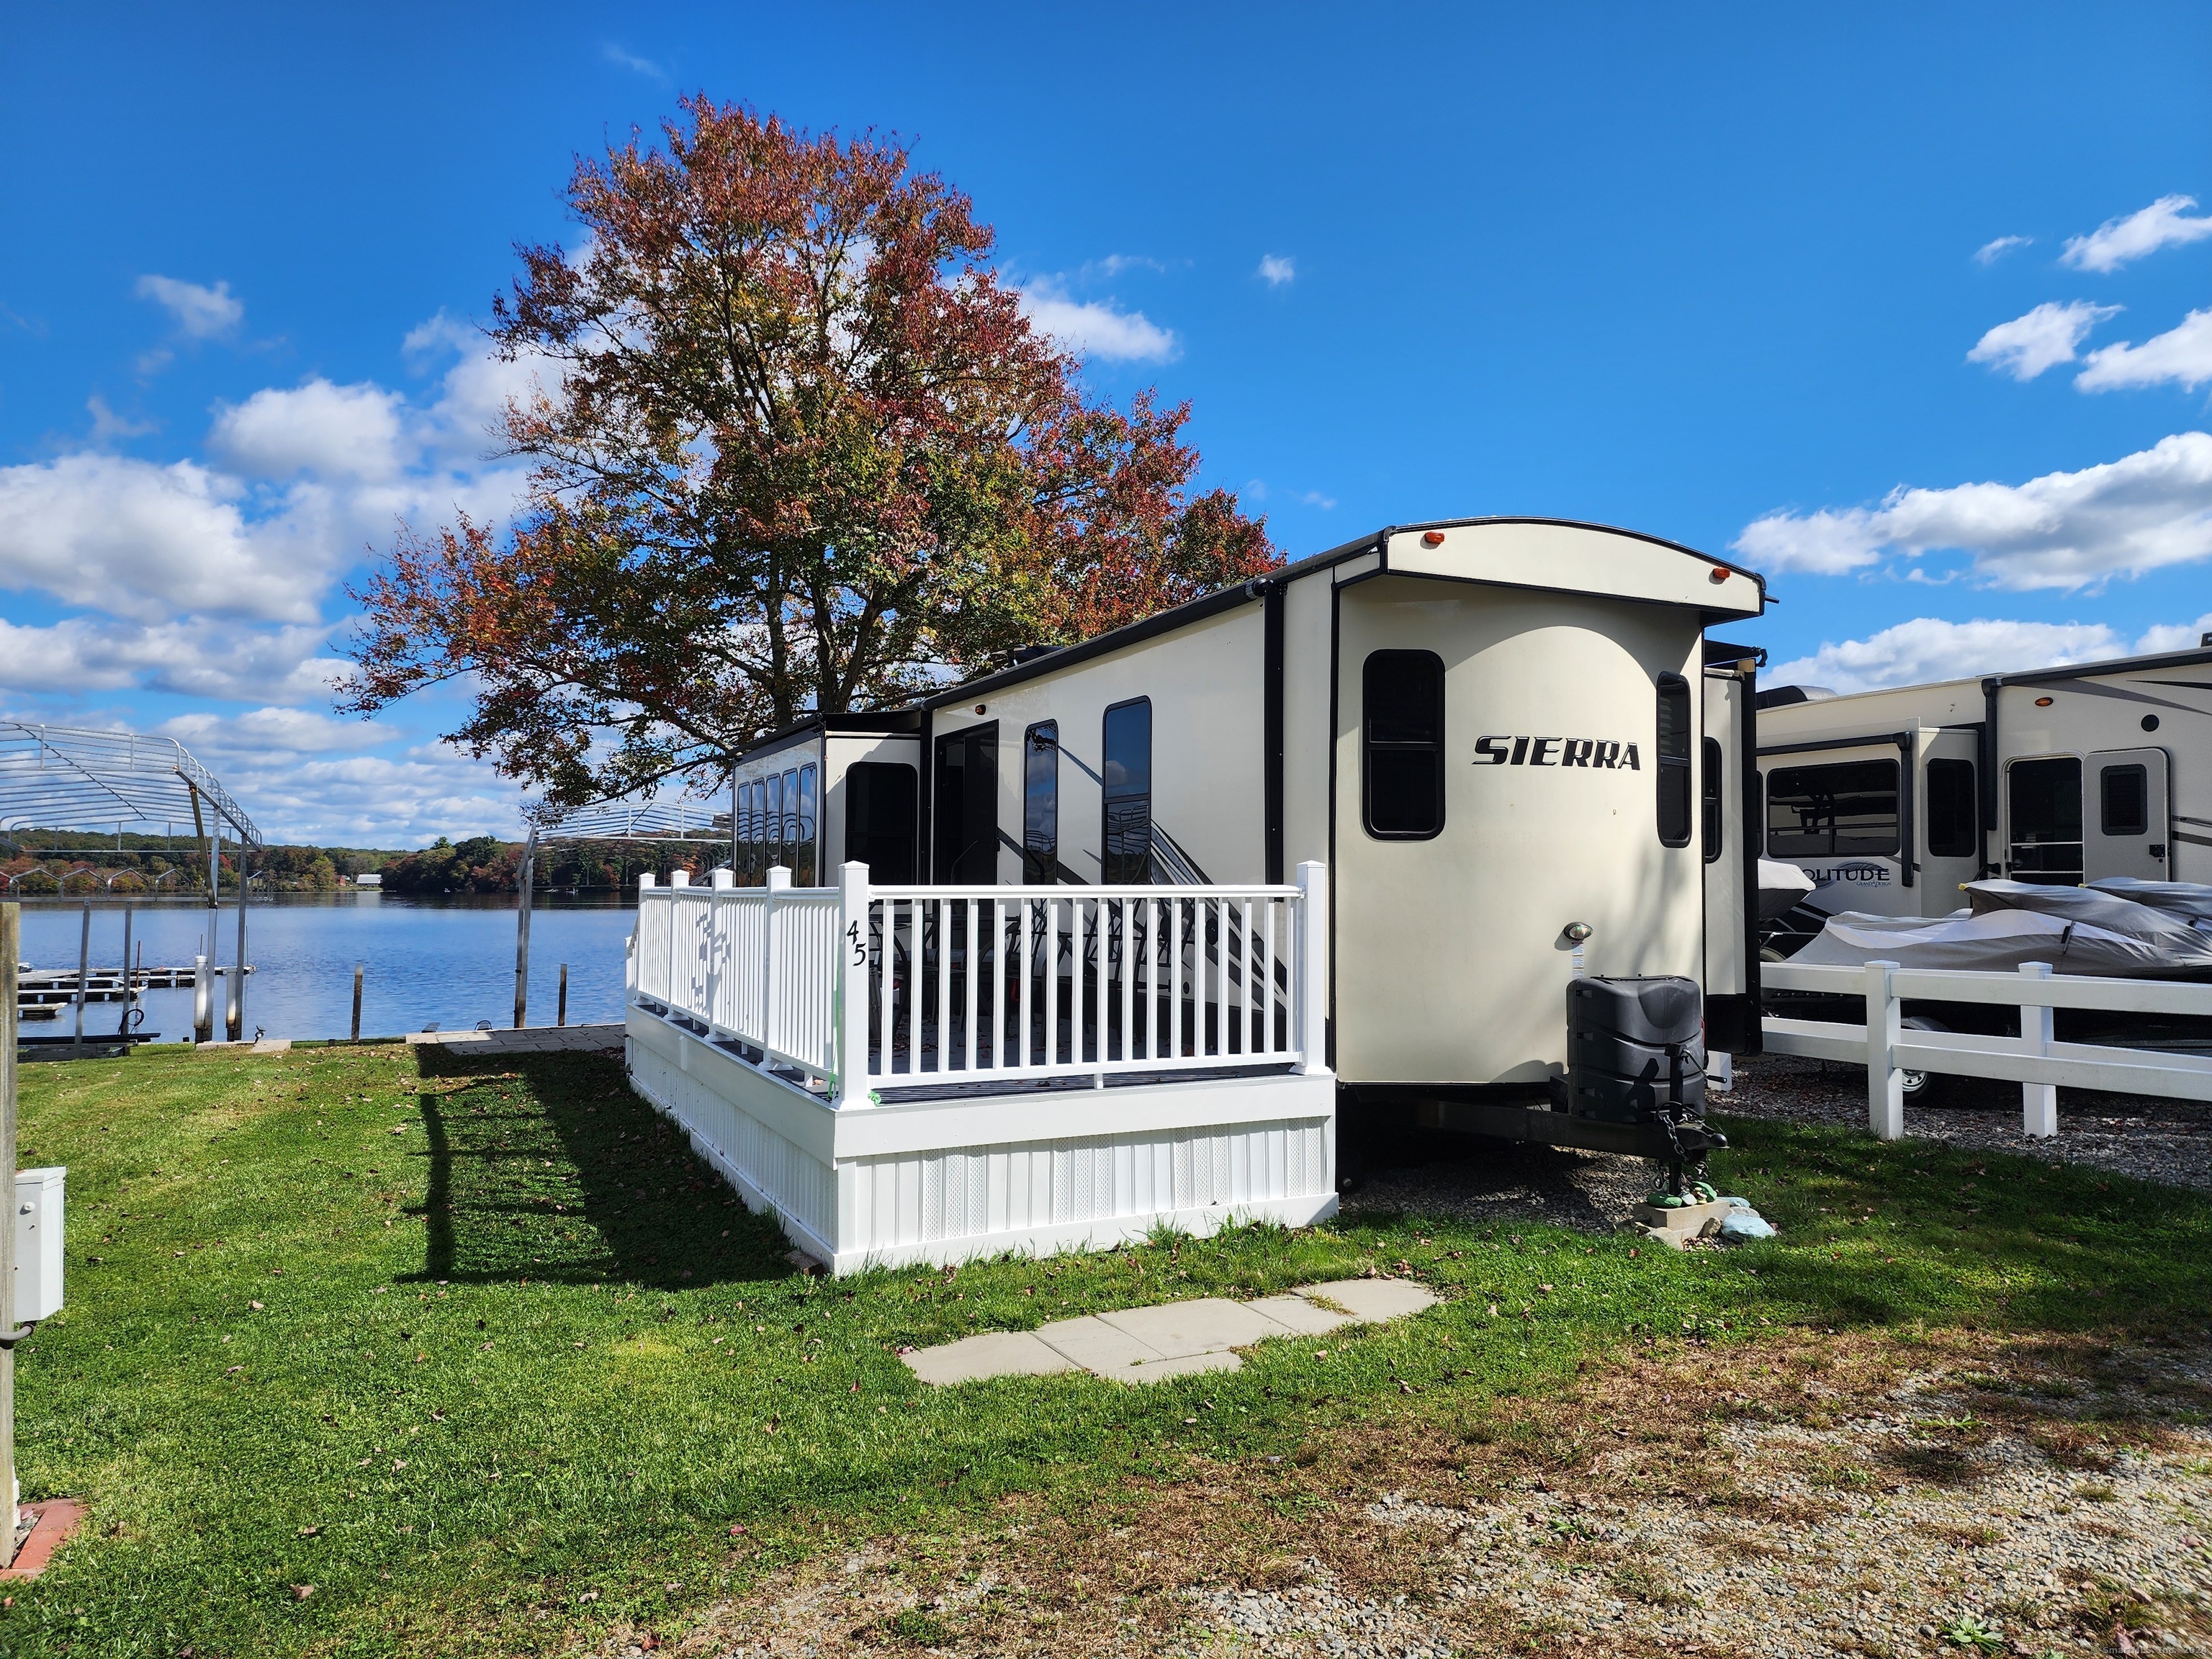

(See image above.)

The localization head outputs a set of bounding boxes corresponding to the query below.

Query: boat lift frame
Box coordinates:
[0,724,264,1047]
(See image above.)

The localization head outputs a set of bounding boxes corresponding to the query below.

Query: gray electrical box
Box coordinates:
[14,1168,65,1324]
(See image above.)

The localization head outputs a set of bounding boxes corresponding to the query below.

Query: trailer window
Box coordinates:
[2008,756,2082,884]
[1926,758,1977,858]
[793,764,819,885]
[1765,760,1900,857]
[2101,763,2149,837]
[1024,721,1058,884]
[1102,699,1152,883]
[1655,673,1693,848]
[1701,736,1724,863]
[1362,650,1445,840]
[764,770,784,871]
[844,762,917,884]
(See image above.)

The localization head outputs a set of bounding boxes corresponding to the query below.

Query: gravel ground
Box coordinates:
[1722,1051,2212,1196]
[1339,1141,1658,1236]
[655,1331,2212,1659]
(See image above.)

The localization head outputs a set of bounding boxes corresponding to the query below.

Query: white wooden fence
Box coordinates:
[634,861,1329,1107]
[1762,958,2212,1141]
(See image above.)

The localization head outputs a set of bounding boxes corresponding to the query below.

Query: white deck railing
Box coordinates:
[633,861,1329,1106]
[1762,958,2212,1142]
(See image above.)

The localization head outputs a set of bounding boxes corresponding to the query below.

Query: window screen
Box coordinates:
[843,762,917,884]
[2101,763,2149,837]
[1925,758,1977,858]
[1701,736,1724,863]
[1024,721,1058,885]
[1362,650,1445,839]
[1102,700,1152,884]
[1765,760,1900,857]
[1655,673,1692,848]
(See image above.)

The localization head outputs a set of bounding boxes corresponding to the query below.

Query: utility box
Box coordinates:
[14,1167,65,1323]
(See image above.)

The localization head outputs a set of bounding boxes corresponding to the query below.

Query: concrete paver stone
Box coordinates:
[899,1331,1076,1386]
[1296,1277,1439,1323]
[1245,1293,1354,1336]
[1035,1315,1164,1372]
[1097,1298,1285,1359]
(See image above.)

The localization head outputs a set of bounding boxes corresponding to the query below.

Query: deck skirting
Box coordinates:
[624,1007,1338,1273]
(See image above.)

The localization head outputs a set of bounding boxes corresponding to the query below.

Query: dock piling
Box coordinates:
[557,963,567,1027]
[351,963,364,1043]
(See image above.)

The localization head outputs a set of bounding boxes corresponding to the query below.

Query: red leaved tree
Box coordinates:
[340,98,1274,809]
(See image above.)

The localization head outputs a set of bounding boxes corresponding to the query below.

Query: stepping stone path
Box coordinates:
[901,1277,1439,1387]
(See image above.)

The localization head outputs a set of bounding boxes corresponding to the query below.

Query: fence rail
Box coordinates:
[633,862,1329,1105]
[1761,958,2212,1141]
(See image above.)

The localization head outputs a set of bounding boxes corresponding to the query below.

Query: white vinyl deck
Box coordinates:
[623,862,1339,1272]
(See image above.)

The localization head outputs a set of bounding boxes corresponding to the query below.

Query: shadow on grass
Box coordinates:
[402,1044,799,1290]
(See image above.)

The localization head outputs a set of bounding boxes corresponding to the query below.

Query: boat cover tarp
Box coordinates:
[1787,878,2212,977]
[1756,858,1817,922]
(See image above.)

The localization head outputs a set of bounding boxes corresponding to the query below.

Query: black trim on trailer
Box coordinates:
[1264,580,1285,884]
[2000,646,2212,685]
[917,704,934,882]
[1326,577,1341,1074]
[1740,652,1763,1052]
[1704,639,1768,667]
[1982,679,2001,878]
[1756,730,1918,889]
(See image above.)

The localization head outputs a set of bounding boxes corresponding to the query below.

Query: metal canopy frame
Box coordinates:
[0,722,262,1046]
[0,723,262,848]
[511,792,734,1032]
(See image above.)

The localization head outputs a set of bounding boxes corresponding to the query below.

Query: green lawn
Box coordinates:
[3,1040,2206,1657]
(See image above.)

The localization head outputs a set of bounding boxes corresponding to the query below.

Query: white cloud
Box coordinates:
[1256,254,1295,287]
[1083,255,1169,279]
[0,614,343,701]
[600,42,666,79]
[210,379,410,480]
[1766,617,2131,695]
[1732,431,2212,592]
[157,706,395,756]
[2134,611,2212,655]
[0,454,330,622]
[1018,278,1177,363]
[1966,300,2120,380]
[2061,194,2212,273]
[2076,306,2212,393]
[86,395,156,441]
[1974,235,2032,265]
[134,274,243,339]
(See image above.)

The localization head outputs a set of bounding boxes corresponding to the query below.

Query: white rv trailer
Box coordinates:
[725,518,1771,1161]
[1754,641,2212,941]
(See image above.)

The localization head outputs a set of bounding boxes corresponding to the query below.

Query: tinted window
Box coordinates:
[2008,755,2082,881]
[1766,760,1900,857]
[1024,721,1058,884]
[843,762,917,884]
[2101,763,2148,837]
[1655,673,1692,848]
[1362,650,1444,839]
[1926,758,1977,858]
[1701,735,1724,863]
[793,764,819,885]
[1102,700,1152,883]
[764,771,783,867]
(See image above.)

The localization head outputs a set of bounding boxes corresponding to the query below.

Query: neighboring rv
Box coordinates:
[727,518,1769,1154]
[1754,644,2212,945]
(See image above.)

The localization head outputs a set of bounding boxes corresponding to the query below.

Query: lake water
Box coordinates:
[13,894,636,1043]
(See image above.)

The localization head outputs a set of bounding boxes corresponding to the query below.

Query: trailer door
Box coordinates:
[1701,670,1746,999]
[2085,747,2171,882]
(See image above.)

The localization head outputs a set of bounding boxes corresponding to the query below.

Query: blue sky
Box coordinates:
[3,3,2208,845]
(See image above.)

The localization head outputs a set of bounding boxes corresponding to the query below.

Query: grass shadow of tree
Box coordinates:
[403,1044,797,1289]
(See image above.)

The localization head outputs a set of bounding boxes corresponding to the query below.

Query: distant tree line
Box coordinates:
[374,836,705,896]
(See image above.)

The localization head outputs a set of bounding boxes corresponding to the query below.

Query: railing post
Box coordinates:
[835,862,871,1110]
[2020,960,2056,1139]
[1866,958,1902,1141]
[669,869,688,1017]
[708,867,734,1033]
[1295,861,1330,1076]
[764,865,790,1057]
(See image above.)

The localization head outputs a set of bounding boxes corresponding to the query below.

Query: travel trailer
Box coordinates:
[1755,643,2212,948]
[723,518,1770,1166]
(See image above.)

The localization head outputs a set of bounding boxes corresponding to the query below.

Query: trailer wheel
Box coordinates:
[1899,1015,1948,1106]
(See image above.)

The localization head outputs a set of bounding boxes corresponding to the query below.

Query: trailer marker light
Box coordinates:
[2034,696,2054,707]
[1421,530,1445,547]
[1709,566,1729,583]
